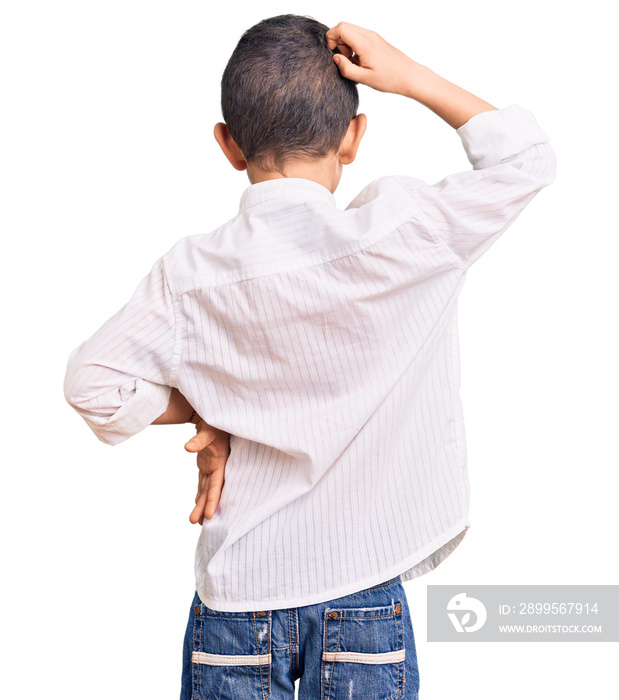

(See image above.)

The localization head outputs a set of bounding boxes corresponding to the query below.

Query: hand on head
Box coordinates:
[326,22,416,96]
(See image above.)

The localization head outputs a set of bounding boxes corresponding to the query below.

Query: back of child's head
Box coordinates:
[221,14,359,172]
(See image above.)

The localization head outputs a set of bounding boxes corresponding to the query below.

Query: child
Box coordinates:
[64,15,556,700]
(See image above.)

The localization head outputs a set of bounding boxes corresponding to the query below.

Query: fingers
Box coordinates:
[184,427,214,453]
[190,474,209,524]
[185,435,205,453]
[204,468,225,520]
[185,422,230,455]
[325,22,369,54]
[189,472,225,524]
[326,22,380,86]
[189,455,226,524]
[189,500,205,525]
[332,54,364,83]
[189,472,207,524]
[185,420,230,524]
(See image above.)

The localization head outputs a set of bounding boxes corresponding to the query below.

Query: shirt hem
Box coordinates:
[195,518,471,612]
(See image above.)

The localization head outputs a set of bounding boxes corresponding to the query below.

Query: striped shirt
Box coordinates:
[64,104,556,612]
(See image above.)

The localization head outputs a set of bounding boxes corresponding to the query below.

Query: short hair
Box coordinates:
[221,14,359,172]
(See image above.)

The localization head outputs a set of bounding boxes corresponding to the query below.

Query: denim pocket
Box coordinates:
[191,604,272,700]
[321,601,405,700]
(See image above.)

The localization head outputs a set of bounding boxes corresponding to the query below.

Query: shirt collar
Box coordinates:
[239,177,336,213]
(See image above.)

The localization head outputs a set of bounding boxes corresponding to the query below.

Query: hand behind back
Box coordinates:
[185,419,230,524]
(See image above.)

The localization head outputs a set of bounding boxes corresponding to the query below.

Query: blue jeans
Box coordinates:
[180,575,420,699]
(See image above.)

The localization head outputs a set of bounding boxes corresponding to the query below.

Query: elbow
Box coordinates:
[63,357,122,419]
[63,354,99,414]
[63,367,124,447]
[64,345,89,411]
[529,141,557,190]
[63,361,85,412]
[539,142,557,187]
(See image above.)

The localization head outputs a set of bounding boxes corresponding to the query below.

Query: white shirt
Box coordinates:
[65,104,556,612]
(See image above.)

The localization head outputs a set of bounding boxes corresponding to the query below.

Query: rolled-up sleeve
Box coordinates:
[401,104,557,269]
[64,256,176,445]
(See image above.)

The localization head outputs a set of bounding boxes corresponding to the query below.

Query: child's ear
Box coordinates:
[338,114,367,165]
[214,123,248,171]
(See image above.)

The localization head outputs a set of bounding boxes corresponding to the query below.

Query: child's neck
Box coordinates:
[246,154,342,194]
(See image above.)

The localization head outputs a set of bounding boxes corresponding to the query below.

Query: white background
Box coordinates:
[1,1,617,698]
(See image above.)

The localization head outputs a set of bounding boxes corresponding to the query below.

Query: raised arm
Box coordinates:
[328,22,556,270]
[325,22,497,129]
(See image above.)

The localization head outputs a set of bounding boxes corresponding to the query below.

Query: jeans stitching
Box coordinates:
[192,603,200,699]
[288,608,293,679]
[184,580,411,699]
[251,612,270,699]
[321,610,329,700]
[367,575,401,590]
[324,610,343,700]
[327,608,401,620]
[322,602,405,700]
[395,603,405,700]
[289,608,299,680]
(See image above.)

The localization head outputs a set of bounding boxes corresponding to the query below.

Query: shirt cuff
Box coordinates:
[77,379,172,446]
[457,104,551,170]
